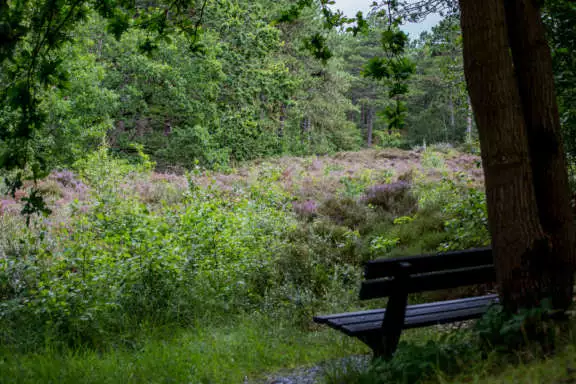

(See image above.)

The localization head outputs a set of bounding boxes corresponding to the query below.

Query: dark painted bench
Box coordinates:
[313,248,498,358]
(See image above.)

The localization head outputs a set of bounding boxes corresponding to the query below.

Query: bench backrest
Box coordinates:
[359,248,495,300]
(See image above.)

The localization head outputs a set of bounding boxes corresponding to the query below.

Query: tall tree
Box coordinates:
[503,0,576,310]
[341,15,389,146]
[458,0,576,311]
[406,15,471,145]
[375,0,576,310]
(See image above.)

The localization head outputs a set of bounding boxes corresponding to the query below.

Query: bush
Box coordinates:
[361,181,417,217]
[373,131,405,148]
[1,148,381,350]
[458,139,481,155]
[292,200,318,221]
[318,197,371,229]
[363,206,448,259]
[0,150,297,349]
[421,149,446,169]
[475,300,559,354]
[271,219,361,324]
[439,182,490,251]
[338,170,374,198]
[429,142,454,154]
[325,332,480,384]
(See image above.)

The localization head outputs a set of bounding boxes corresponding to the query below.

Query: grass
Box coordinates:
[444,344,576,384]
[0,316,367,383]
[472,348,576,384]
[0,315,453,383]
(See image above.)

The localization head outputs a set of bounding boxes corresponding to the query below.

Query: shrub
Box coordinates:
[325,332,480,384]
[272,219,361,323]
[134,173,188,205]
[421,149,446,169]
[361,182,417,217]
[397,169,414,183]
[458,139,481,155]
[373,131,405,148]
[369,236,400,255]
[339,170,374,198]
[429,142,454,154]
[51,170,87,192]
[475,300,559,354]
[0,150,297,349]
[292,200,318,221]
[413,172,464,211]
[37,179,65,198]
[364,206,448,259]
[439,184,490,251]
[318,197,371,228]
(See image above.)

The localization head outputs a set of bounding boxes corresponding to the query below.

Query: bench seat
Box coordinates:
[314,294,498,338]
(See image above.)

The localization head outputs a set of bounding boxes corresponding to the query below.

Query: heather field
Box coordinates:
[0,146,498,382]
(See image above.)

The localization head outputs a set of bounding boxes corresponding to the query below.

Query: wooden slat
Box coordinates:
[360,265,496,300]
[314,294,498,324]
[327,295,498,328]
[364,248,493,279]
[346,305,491,335]
[343,297,497,336]
[313,308,385,324]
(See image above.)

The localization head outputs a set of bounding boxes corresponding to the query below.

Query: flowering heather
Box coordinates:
[362,181,417,215]
[311,159,323,171]
[50,170,88,193]
[292,200,318,220]
[134,173,189,204]
[0,199,19,215]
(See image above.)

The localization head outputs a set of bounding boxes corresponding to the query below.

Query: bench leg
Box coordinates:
[359,264,410,360]
[378,288,409,360]
[380,324,403,359]
[357,328,402,360]
[357,330,387,358]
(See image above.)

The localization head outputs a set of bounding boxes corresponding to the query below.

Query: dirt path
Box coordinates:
[249,355,371,384]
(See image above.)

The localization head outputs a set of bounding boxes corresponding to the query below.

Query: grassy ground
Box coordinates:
[474,348,576,384]
[0,316,454,383]
[445,344,576,384]
[0,316,366,383]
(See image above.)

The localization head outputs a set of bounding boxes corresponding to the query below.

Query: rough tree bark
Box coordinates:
[504,0,576,310]
[459,0,551,311]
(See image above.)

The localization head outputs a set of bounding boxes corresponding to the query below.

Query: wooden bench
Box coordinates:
[313,248,498,358]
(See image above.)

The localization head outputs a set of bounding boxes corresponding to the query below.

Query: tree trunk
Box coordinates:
[279,103,286,138]
[348,96,357,122]
[459,0,549,311]
[360,103,365,133]
[301,117,311,142]
[504,0,576,310]
[449,87,456,132]
[163,117,172,136]
[367,107,374,147]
